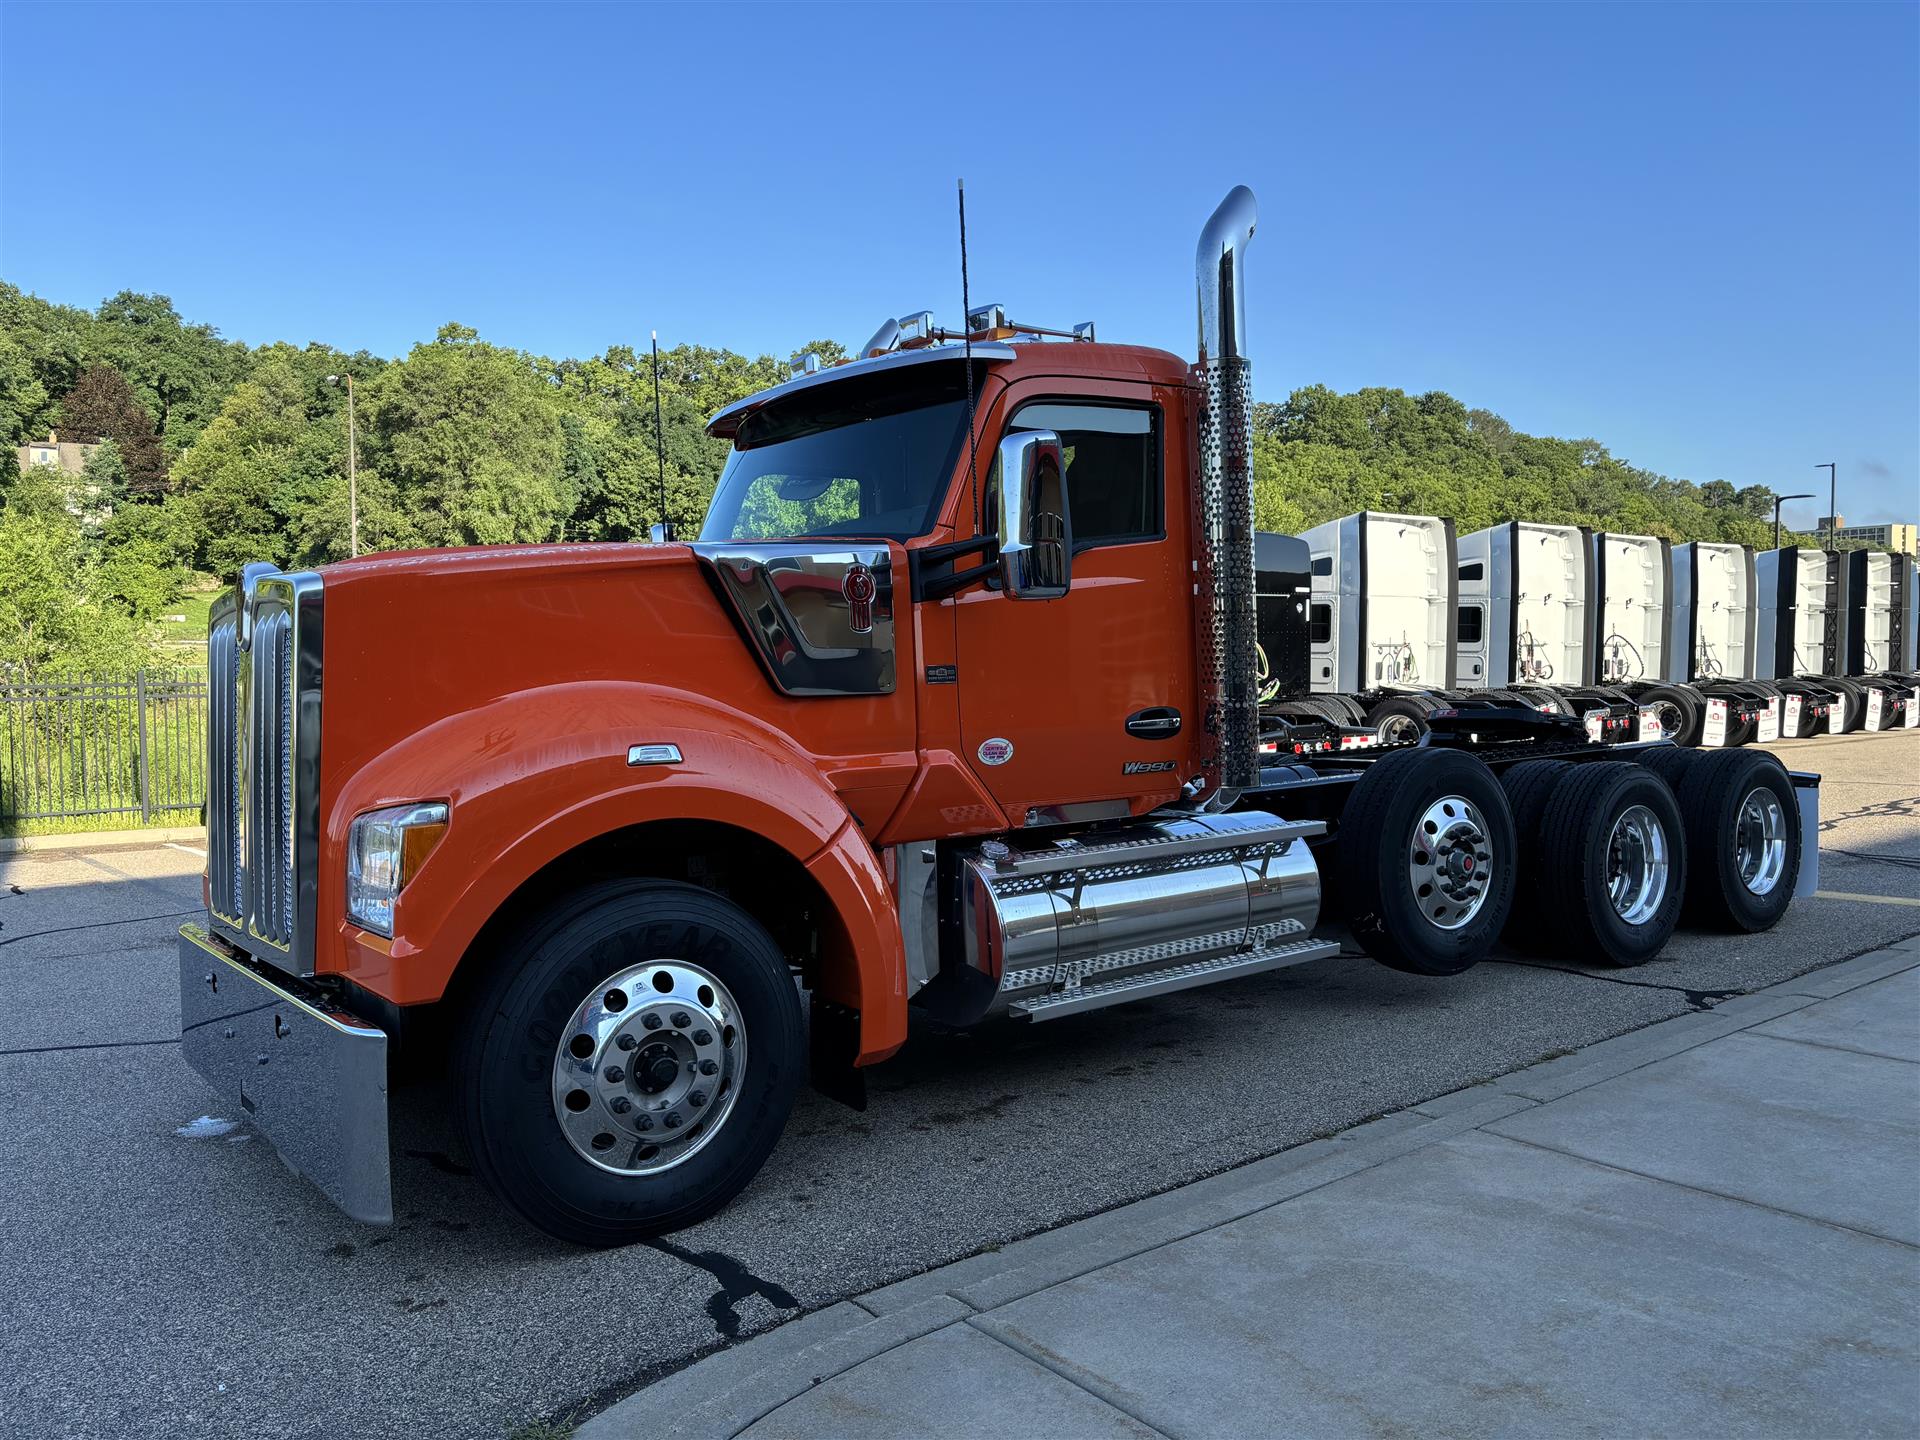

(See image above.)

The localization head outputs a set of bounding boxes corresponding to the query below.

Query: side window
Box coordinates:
[1311,555,1333,577]
[1457,605,1484,645]
[1007,402,1159,549]
[1309,604,1332,645]
[1458,561,1485,582]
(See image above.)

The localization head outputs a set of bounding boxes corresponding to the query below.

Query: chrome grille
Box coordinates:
[204,569,323,971]
[247,603,296,947]
[207,609,243,919]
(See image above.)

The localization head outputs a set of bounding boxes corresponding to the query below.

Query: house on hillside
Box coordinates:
[16,431,102,476]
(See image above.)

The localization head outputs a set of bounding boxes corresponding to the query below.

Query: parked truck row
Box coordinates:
[179,187,1825,1246]
[1256,511,1918,749]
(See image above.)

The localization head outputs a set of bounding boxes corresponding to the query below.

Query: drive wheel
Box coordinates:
[1498,759,1573,941]
[1825,679,1866,733]
[1338,747,1515,976]
[454,879,803,1246]
[1368,694,1435,745]
[1536,763,1686,967]
[1636,685,1702,746]
[1669,749,1801,932]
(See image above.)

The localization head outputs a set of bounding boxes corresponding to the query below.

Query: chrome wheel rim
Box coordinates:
[1407,795,1493,930]
[1378,714,1421,745]
[551,960,746,1175]
[1652,700,1685,739]
[1606,804,1670,925]
[1735,787,1788,895]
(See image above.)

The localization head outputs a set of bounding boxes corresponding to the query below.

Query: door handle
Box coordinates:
[1125,707,1183,740]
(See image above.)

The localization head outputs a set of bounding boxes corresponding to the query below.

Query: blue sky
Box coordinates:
[3,1,1915,525]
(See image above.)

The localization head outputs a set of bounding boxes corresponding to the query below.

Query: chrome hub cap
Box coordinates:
[551,960,746,1175]
[1652,700,1685,738]
[1735,787,1788,895]
[1606,804,1670,925]
[1378,714,1421,745]
[1408,795,1493,930]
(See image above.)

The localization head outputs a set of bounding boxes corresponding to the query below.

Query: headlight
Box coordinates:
[346,802,448,936]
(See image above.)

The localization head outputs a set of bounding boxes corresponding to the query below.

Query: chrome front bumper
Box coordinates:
[178,924,392,1224]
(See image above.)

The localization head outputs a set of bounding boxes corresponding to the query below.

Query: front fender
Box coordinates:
[318,681,908,1062]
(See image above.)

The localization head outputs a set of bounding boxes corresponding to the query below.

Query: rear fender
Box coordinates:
[320,681,908,1062]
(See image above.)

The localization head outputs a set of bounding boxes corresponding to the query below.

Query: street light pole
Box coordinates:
[327,374,360,557]
[1773,491,1815,551]
[1816,462,1836,552]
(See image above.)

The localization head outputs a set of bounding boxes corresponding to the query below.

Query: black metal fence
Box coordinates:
[0,671,208,830]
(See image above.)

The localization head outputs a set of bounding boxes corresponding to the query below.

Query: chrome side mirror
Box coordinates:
[995,431,1071,600]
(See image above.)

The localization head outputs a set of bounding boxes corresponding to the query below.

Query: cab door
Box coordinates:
[951,382,1197,824]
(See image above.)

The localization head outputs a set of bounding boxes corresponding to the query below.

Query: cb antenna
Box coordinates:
[958,178,979,534]
[651,330,671,539]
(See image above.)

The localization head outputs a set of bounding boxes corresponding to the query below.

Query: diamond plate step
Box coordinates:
[1009,935,1343,1022]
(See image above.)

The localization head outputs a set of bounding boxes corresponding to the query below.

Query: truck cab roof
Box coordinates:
[706,338,1190,441]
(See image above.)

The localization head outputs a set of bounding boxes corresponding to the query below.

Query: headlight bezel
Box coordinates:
[345,801,449,937]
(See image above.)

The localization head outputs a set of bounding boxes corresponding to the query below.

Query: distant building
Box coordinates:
[1825,521,1918,557]
[1817,515,1845,534]
[15,431,101,476]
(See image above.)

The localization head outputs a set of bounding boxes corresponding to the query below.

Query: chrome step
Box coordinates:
[1009,935,1343,1022]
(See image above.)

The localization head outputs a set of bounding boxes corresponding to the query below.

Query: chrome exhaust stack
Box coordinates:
[1192,186,1260,797]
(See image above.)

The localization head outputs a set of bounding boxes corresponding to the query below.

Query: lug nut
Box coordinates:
[689,1090,707,1108]
[636,1114,654,1131]
[642,1013,663,1030]
[610,1096,633,1114]
[664,1112,682,1129]
[699,1059,718,1076]
[616,1033,638,1051]
[604,1065,625,1083]
[671,1011,691,1029]
[693,1029,713,1046]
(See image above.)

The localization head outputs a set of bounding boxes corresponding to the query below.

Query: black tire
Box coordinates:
[1367,694,1435,745]
[1634,742,1702,794]
[1499,759,1573,941]
[1320,693,1369,725]
[454,879,803,1246]
[1637,685,1702,746]
[1337,747,1516,976]
[1668,749,1802,932]
[1825,678,1866,733]
[1534,763,1686,967]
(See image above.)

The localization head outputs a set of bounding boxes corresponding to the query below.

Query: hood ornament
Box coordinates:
[843,562,877,635]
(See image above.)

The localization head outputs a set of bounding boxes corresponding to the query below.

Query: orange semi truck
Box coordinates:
[179,188,1817,1244]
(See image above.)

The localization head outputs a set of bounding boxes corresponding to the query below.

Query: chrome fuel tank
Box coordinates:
[952,809,1324,1019]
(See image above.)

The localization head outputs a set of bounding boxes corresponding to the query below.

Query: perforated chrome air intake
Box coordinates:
[1193,186,1260,794]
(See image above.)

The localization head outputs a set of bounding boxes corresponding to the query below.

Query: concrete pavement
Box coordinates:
[581,941,1920,1439]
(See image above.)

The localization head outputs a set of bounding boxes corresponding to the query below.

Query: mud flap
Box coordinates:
[808,995,868,1112]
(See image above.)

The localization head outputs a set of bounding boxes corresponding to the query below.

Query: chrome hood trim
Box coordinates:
[691,542,896,696]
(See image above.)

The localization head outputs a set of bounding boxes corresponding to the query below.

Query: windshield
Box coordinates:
[699,369,971,542]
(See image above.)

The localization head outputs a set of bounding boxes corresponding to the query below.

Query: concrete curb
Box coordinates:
[575,938,1920,1440]
[0,826,205,856]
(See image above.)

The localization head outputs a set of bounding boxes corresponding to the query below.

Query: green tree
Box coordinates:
[364,324,569,547]
[172,350,359,573]
[0,468,154,677]
[0,282,92,442]
[89,291,250,452]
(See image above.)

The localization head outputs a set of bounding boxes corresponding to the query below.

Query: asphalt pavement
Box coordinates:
[1,731,1916,1440]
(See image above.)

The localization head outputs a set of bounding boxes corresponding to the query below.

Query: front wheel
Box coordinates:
[454,879,803,1246]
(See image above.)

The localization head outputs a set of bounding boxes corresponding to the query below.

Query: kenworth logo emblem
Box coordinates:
[842,562,877,634]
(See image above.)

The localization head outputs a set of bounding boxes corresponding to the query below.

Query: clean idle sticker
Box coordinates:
[976,737,1014,766]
